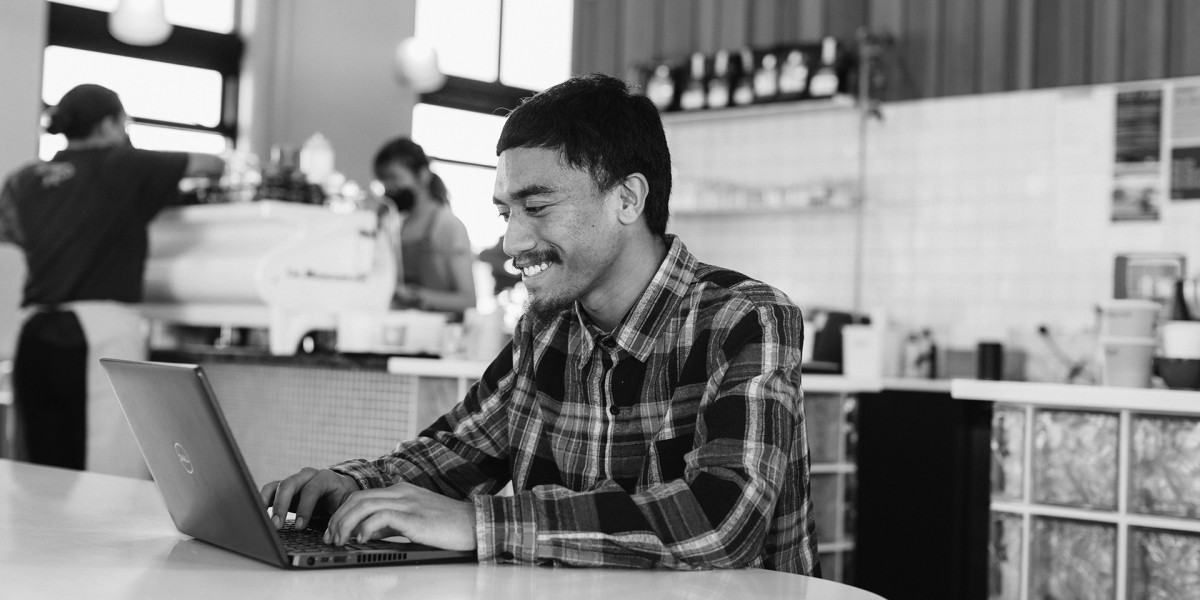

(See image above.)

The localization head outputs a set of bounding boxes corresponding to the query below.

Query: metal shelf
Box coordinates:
[659,94,857,124]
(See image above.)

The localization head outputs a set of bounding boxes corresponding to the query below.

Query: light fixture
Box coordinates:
[109,0,173,46]
[392,37,446,93]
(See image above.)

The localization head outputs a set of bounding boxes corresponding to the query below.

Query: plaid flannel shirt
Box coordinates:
[332,235,819,574]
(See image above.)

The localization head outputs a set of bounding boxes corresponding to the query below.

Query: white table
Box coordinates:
[0,459,884,600]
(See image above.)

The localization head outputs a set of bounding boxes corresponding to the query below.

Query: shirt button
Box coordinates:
[609,405,620,416]
[602,338,616,349]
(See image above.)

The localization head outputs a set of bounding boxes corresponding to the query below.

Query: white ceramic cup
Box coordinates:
[1099,299,1161,338]
[1099,336,1157,388]
[1161,321,1200,359]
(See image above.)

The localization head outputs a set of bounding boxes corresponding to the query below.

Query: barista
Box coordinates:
[373,137,476,317]
[0,84,225,477]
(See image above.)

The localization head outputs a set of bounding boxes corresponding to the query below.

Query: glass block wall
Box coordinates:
[988,404,1200,600]
[806,391,857,584]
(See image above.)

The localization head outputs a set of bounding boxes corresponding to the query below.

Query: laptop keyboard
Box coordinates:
[279,521,334,553]
[279,520,403,553]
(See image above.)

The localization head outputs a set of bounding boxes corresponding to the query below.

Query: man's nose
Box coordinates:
[503,216,535,258]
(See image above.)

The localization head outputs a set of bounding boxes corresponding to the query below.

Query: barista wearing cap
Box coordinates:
[0,83,224,477]
[373,137,476,318]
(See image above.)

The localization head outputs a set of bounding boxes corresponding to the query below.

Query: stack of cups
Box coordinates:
[1098,299,1160,388]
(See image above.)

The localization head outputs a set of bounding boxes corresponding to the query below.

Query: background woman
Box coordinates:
[373,137,476,318]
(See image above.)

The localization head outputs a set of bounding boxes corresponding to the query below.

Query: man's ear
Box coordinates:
[615,173,650,225]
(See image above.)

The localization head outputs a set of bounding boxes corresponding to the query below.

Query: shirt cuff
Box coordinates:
[329,459,387,490]
[475,493,538,564]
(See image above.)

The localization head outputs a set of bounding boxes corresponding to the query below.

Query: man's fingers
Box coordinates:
[354,511,404,544]
[269,469,316,529]
[328,496,409,546]
[292,477,324,531]
[259,480,280,507]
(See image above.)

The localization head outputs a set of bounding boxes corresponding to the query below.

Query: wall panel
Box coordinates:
[1121,0,1168,82]
[941,0,979,96]
[978,0,1015,93]
[574,0,1198,102]
[1168,0,1200,77]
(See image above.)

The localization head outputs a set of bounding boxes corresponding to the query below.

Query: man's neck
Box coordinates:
[580,234,669,332]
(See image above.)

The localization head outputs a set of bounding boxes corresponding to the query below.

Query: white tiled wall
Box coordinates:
[666,77,1200,350]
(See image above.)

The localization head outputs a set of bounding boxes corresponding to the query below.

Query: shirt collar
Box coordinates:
[570,234,696,364]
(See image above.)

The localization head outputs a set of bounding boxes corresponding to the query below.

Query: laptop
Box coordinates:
[99,358,476,569]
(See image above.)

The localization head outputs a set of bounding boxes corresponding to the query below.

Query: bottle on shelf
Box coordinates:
[678,52,707,111]
[645,63,677,111]
[777,48,809,99]
[753,51,779,102]
[706,50,731,109]
[808,36,841,97]
[731,47,756,106]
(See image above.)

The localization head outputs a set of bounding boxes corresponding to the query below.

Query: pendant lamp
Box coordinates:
[393,37,446,93]
[109,0,173,46]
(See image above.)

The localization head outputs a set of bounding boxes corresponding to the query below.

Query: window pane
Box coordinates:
[39,124,227,161]
[49,0,236,33]
[431,161,504,252]
[128,123,227,153]
[415,0,500,82]
[43,46,224,127]
[412,104,506,167]
[500,0,573,90]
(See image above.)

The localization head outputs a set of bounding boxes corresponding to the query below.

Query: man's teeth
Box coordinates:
[521,262,550,277]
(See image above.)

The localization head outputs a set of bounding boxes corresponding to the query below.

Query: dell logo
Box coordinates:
[174,442,194,474]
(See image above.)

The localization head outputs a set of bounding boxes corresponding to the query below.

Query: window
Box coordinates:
[411,105,508,252]
[41,1,242,159]
[411,0,573,251]
[50,0,236,34]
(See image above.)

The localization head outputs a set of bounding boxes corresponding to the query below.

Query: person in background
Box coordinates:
[0,83,224,477]
[373,137,476,318]
[264,74,819,574]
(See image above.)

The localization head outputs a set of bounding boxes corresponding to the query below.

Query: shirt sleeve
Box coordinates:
[0,176,23,246]
[476,300,808,570]
[329,339,517,498]
[111,147,189,222]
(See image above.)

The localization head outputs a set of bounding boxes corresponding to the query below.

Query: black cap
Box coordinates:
[44,84,125,140]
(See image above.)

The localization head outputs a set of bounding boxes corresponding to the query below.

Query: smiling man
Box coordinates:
[264,73,820,575]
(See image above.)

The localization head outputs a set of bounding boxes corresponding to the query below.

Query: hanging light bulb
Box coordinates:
[393,37,446,93]
[109,0,173,46]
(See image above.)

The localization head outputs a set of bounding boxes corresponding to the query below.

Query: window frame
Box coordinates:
[45,1,244,143]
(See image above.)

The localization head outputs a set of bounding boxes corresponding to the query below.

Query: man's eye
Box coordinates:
[497,212,510,222]
[525,206,545,216]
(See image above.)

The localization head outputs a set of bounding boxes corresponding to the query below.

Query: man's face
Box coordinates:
[494,146,622,319]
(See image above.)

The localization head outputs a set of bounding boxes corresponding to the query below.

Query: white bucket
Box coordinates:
[1161,321,1200,359]
[842,324,883,379]
[1099,336,1157,388]
[1099,299,1161,337]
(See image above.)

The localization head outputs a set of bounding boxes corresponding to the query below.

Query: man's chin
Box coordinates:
[525,292,574,321]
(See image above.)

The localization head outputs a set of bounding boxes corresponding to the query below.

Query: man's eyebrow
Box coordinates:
[494,184,555,206]
[509,184,556,201]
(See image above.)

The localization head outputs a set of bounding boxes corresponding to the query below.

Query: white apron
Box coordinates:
[72,301,150,479]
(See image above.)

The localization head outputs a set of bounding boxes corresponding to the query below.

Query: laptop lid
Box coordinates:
[98,358,474,569]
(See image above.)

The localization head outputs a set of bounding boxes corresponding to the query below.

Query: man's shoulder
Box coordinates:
[691,261,799,314]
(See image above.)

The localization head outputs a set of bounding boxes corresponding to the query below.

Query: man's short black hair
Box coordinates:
[496,73,672,238]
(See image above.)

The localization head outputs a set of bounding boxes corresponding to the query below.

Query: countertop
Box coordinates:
[951,378,1200,414]
[0,459,884,600]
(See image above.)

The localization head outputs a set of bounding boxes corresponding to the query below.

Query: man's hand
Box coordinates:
[259,468,359,530]
[323,482,477,551]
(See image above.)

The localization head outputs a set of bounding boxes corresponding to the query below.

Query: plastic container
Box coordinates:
[842,324,883,379]
[1099,299,1161,338]
[1160,320,1200,359]
[1098,336,1156,388]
